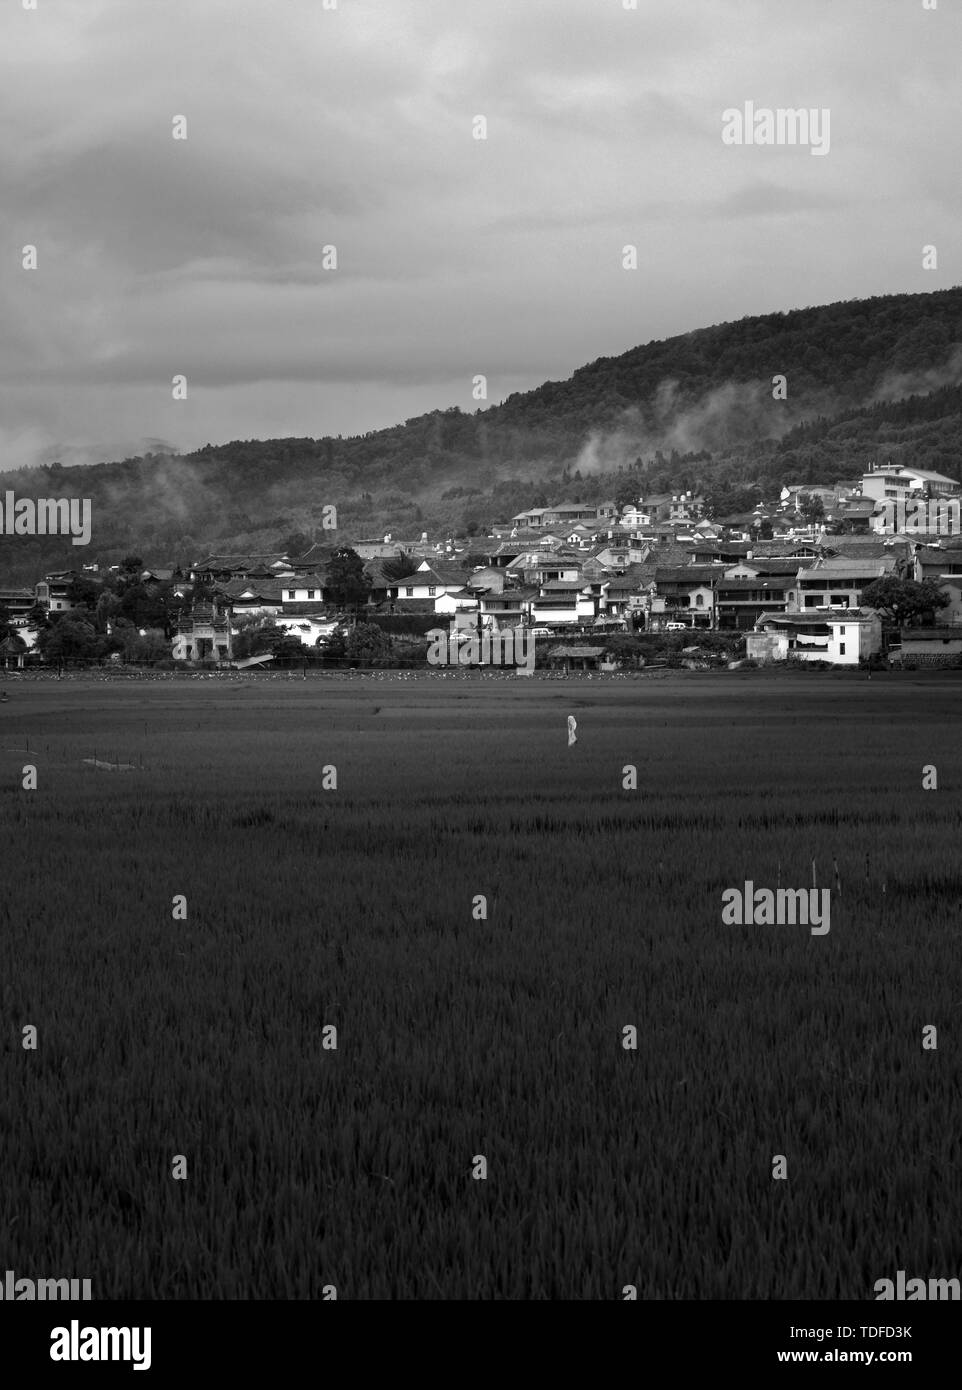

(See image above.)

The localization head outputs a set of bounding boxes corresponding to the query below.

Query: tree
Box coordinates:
[282,530,312,558]
[66,576,101,611]
[604,635,645,666]
[325,547,371,612]
[381,552,418,582]
[861,577,949,628]
[37,615,104,665]
[232,621,284,660]
[799,494,826,524]
[121,555,143,574]
[615,477,642,511]
[119,583,168,630]
[119,628,170,665]
[343,622,393,664]
[94,591,122,633]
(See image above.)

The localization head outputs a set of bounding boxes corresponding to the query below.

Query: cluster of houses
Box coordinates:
[3,463,962,669]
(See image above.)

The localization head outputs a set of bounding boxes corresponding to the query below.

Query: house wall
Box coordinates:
[281,585,325,603]
[900,635,962,664]
[531,596,595,625]
[795,581,863,611]
[35,581,76,613]
[536,566,582,583]
[746,632,788,663]
[825,622,861,664]
[229,600,283,618]
[435,592,478,615]
[391,580,454,600]
[470,567,505,594]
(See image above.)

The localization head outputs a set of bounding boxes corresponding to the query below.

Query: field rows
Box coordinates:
[1,675,960,1297]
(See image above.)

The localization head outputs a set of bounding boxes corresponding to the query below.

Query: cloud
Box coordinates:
[0,0,960,467]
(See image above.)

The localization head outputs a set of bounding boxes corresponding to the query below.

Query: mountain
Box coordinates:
[2,286,962,582]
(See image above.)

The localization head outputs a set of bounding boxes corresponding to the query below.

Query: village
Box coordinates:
[3,461,962,673]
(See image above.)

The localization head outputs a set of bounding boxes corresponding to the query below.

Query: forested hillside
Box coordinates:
[2,287,961,582]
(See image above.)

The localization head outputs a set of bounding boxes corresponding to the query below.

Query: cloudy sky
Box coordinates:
[1,0,959,470]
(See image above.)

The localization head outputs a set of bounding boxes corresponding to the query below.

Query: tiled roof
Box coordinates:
[826,538,913,558]
[221,582,285,602]
[195,553,288,569]
[731,559,813,575]
[654,567,719,584]
[804,557,897,576]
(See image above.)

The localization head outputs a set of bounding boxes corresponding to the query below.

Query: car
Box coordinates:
[665,622,689,632]
[526,627,553,637]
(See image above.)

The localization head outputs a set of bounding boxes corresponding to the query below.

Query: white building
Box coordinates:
[861,464,960,507]
[747,611,882,665]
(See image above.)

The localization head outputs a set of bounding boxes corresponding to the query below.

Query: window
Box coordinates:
[307,590,315,599]
[695,594,704,607]
[428,586,436,596]
[839,642,846,656]
[288,591,295,600]
[406,587,414,597]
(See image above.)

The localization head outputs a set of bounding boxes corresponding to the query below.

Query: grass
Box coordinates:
[1,670,961,1299]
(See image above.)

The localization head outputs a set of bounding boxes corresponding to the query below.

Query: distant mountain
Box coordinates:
[2,286,962,583]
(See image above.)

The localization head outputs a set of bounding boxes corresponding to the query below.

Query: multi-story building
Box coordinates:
[0,586,37,620]
[860,464,961,506]
[793,556,898,611]
[34,572,79,613]
[715,579,794,631]
[530,582,597,629]
[748,611,882,665]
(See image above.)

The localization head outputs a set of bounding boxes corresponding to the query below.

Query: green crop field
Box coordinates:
[2,671,961,1299]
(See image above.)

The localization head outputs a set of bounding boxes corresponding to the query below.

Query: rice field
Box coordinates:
[2,670,961,1299]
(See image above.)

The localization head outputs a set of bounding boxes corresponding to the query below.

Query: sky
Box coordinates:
[0,0,959,470]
